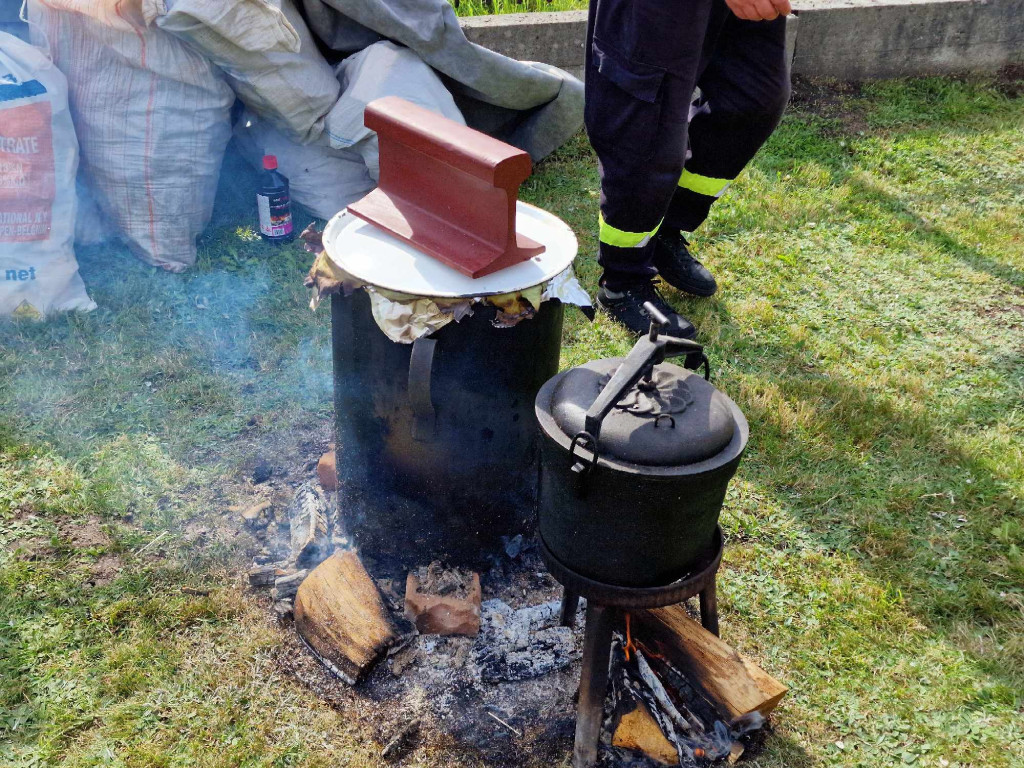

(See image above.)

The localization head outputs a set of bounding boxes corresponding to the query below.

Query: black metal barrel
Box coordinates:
[332,290,564,567]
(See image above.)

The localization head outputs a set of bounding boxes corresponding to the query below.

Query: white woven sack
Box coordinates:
[151,0,340,144]
[233,109,374,220]
[0,30,95,318]
[28,0,234,272]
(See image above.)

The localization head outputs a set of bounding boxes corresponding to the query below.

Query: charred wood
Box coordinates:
[248,564,280,587]
[294,550,406,685]
[381,718,420,761]
[633,606,787,721]
[271,569,308,601]
[288,482,331,569]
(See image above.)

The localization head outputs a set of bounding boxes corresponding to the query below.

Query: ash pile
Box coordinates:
[239,453,784,766]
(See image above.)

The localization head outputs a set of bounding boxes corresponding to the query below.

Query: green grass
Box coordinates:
[449,0,586,16]
[2,75,1023,767]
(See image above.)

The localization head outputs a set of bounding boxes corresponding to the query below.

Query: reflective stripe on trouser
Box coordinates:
[598,213,663,249]
[585,0,791,286]
[677,169,733,198]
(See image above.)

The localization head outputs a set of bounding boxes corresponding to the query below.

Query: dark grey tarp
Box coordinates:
[300,0,584,160]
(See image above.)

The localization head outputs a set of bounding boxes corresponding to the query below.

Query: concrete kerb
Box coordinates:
[463,9,589,80]
[791,0,1024,80]
[461,0,1024,80]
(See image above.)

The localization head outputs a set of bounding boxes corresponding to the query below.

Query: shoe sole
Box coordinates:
[657,275,718,298]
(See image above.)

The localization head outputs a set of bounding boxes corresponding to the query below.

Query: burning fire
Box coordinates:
[624,613,636,662]
[624,613,669,663]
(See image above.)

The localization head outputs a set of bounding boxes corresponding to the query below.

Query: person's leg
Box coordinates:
[585,0,719,292]
[663,13,792,234]
[585,0,725,334]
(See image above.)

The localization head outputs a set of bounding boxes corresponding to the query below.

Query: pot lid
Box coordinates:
[549,358,737,467]
[322,202,578,299]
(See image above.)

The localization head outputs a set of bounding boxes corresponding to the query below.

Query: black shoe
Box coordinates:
[596,281,697,339]
[653,230,718,297]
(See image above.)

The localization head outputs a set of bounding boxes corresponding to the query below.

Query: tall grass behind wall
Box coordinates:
[451,0,587,16]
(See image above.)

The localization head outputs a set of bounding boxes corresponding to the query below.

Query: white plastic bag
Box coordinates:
[0,30,95,318]
[28,0,234,272]
[233,109,374,220]
[151,0,340,144]
[326,41,466,180]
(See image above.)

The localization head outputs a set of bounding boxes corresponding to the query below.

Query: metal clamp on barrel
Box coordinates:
[408,336,438,442]
[569,430,598,498]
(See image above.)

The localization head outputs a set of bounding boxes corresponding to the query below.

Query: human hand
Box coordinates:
[724,0,791,21]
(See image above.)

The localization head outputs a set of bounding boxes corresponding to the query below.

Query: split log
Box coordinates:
[633,606,787,721]
[295,550,403,685]
[272,569,308,601]
[728,741,745,764]
[241,500,273,530]
[317,448,338,492]
[611,699,678,765]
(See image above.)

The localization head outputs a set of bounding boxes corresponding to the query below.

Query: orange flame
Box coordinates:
[637,639,667,662]
[624,613,636,662]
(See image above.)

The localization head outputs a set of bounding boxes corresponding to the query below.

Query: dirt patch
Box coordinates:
[981,303,1024,327]
[789,75,869,135]
[14,536,56,562]
[59,516,112,550]
[88,553,124,587]
[57,516,125,586]
[978,287,1024,323]
[994,64,1024,98]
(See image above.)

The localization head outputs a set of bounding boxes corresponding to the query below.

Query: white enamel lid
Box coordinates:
[322,201,578,298]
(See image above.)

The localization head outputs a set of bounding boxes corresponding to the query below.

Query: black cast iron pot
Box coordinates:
[535,307,748,587]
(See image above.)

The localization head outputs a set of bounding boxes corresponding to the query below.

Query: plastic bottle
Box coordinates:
[257,155,294,243]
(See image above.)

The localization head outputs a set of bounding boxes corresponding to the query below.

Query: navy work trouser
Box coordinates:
[586,0,791,289]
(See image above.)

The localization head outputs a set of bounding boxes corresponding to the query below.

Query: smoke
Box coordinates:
[1,145,333,463]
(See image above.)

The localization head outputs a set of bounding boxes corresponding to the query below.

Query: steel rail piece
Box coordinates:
[540,527,724,768]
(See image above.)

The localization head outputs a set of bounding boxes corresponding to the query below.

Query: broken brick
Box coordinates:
[404,571,481,636]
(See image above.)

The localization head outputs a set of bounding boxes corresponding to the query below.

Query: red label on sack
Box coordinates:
[0,102,55,242]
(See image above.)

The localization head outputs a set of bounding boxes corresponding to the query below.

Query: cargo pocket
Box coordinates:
[584,39,666,164]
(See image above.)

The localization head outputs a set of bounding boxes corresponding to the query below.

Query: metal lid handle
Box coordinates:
[582,302,704,442]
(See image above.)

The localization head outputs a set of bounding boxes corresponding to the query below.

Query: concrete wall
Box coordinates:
[793,0,1024,79]
[463,10,588,80]
[462,0,1024,80]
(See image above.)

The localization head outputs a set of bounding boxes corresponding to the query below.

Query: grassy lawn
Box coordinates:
[2,75,1022,767]
[450,0,586,16]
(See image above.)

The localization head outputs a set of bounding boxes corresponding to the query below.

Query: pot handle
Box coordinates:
[408,336,437,442]
[583,303,703,443]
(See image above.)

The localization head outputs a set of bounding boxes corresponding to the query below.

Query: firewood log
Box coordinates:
[295,550,404,685]
[633,606,787,721]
